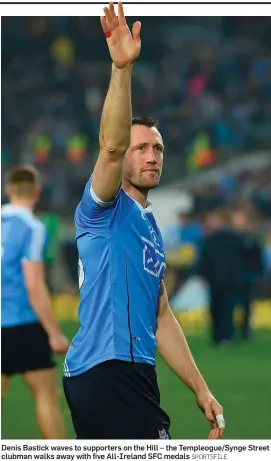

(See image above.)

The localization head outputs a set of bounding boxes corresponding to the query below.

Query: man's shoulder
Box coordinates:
[29,215,45,230]
[2,205,45,232]
[20,213,45,236]
[76,181,133,230]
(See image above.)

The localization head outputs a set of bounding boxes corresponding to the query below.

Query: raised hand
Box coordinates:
[100,2,141,69]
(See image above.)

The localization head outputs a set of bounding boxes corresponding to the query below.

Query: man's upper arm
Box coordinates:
[23,222,46,262]
[23,223,46,292]
[76,175,123,235]
[91,148,125,203]
[158,280,170,318]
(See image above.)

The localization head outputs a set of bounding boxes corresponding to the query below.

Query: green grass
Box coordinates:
[2,323,271,439]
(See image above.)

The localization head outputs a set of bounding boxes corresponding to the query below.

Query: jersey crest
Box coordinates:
[141,235,166,279]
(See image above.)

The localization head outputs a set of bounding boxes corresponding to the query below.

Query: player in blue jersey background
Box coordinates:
[1,166,69,439]
[63,2,225,440]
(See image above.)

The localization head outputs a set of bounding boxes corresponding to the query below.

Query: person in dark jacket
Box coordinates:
[199,211,246,346]
[231,210,263,340]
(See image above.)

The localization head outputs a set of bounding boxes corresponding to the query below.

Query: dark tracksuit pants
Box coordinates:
[209,285,236,344]
[210,283,252,344]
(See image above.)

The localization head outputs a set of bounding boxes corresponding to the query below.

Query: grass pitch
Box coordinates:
[2,323,271,439]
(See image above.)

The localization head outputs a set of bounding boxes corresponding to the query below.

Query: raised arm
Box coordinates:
[92,2,141,202]
[156,281,224,440]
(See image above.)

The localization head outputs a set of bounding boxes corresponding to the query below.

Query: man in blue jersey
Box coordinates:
[1,166,69,439]
[63,2,225,440]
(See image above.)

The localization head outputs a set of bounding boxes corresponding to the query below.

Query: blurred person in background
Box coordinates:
[231,209,263,340]
[62,223,79,292]
[263,232,271,298]
[164,210,204,285]
[1,166,69,439]
[63,2,224,440]
[177,210,204,267]
[38,199,63,292]
[199,210,245,346]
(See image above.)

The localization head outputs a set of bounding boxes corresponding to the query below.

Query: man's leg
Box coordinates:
[1,327,12,399]
[23,368,65,439]
[1,374,9,399]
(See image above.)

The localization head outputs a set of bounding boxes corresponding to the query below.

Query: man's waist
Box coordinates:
[1,316,38,328]
[64,353,156,377]
[1,301,37,327]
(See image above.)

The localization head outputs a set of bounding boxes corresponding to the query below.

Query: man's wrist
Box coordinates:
[193,380,210,396]
[194,383,211,396]
[47,325,61,338]
[112,62,133,71]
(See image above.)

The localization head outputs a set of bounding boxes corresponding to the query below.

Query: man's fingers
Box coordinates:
[103,7,114,29]
[210,420,217,430]
[208,427,223,439]
[205,406,216,423]
[109,2,118,25]
[215,413,225,429]
[132,21,141,42]
[208,429,215,440]
[208,429,216,440]
[213,404,225,429]
[100,16,110,34]
[118,1,126,25]
[208,428,220,440]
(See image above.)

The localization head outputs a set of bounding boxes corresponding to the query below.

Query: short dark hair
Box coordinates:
[8,165,40,198]
[132,116,159,129]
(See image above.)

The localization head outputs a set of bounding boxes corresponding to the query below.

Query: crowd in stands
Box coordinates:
[163,161,271,302]
[2,17,271,214]
[2,16,271,301]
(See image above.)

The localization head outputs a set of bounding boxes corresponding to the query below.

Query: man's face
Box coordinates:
[232,211,248,232]
[122,124,164,190]
[206,213,222,231]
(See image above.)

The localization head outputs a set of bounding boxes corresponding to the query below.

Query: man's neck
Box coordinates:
[122,182,149,208]
[10,199,34,212]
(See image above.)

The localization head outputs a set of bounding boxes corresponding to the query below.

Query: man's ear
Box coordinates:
[5,185,11,197]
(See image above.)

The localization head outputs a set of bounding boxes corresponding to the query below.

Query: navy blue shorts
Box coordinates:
[1,322,55,375]
[63,359,171,439]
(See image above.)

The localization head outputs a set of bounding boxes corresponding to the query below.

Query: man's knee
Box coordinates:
[23,369,65,439]
[23,369,60,404]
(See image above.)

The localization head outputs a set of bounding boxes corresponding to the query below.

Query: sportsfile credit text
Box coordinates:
[1,443,271,461]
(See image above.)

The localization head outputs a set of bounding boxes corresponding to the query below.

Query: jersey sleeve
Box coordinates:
[75,177,122,236]
[23,222,47,262]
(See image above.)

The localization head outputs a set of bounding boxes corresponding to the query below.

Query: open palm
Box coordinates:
[101,2,141,69]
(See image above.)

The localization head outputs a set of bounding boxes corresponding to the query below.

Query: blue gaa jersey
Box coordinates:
[64,178,166,377]
[1,204,46,327]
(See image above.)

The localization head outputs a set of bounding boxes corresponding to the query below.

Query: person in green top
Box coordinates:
[38,205,63,292]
